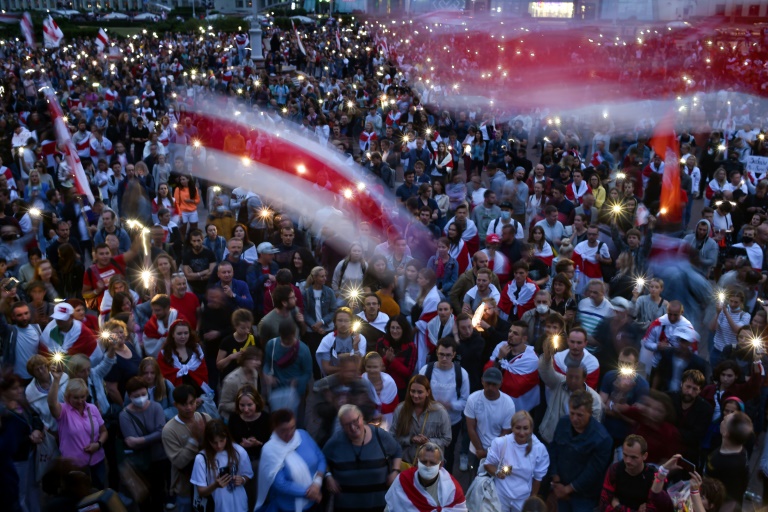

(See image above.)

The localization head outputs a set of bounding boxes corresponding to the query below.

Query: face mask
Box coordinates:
[501,211,511,221]
[536,304,549,315]
[417,462,440,480]
[742,236,753,244]
[131,396,149,408]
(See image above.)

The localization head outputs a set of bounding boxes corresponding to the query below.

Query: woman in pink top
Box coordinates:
[48,365,108,489]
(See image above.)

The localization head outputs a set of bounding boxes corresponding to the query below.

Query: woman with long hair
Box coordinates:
[414,268,442,371]
[191,420,253,512]
[57,243,85,299]
[302,266,335,377]
[433,141,454,181]
[529,225,555,268]
[100,319,142,407]
[470,131,486,174]
[99,276,139,326]
[431,180,450,219]
[389,375,451,463]
[151,252,178,297]
[588,173,606,208]
[228,384,271,510]
[157,319,210,392]
[331,242,367,307]
[427,237,459,295]
[446,222,471,274]
[228,223,259,264]
[362,351,399,430]
[609,252,637,300]
[152,182,180,225]
[362,254,388,294]
[550,273,576,317]
[219,347,263,422]
[375,315,418,401]
[289,247,317,289]
[137,357,177,421]
[32,259,61,301]
[632,277,668,332]
[397,260,423,320]
[173,174,200,239]
[485,411,550,512]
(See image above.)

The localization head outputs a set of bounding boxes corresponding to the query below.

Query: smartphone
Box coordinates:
[679,457,696,473]
[218,467,231,477]
[3,278,19,291]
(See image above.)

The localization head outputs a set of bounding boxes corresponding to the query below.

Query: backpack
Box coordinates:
[492,218,519,237]
[425,361,463,399]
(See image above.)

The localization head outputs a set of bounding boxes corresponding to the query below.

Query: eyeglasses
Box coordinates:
[436,352,454,359]
[341,415,362,429]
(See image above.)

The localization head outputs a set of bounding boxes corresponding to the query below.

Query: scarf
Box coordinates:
[435,256,446,279]
[256,431,310,512]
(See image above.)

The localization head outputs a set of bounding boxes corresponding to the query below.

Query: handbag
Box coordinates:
[192,453,215,512]
[400,410,430,472]
[35,430,60,482]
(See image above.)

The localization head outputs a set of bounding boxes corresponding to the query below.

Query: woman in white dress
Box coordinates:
[484,411,550,512]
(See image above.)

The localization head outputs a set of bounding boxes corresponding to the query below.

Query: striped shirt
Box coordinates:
[713,308,750,353]
[577,297,614,339]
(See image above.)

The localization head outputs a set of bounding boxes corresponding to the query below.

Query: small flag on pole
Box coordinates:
[95,28,109,52]
[20,13,34,48]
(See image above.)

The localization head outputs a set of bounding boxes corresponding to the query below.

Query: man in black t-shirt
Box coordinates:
[181,229,216,297]
[598,435,669,512]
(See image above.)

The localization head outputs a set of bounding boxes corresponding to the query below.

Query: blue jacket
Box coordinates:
[94,226,132,253]
[246,261,280,316]
[260,429,326,512]
[549,415,612,500]
[217,278,254,311]
[426,255,459,295]
[302,285,336,328]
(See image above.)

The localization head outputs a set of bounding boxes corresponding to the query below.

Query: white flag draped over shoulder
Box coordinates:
[20,13,34,48]
[43,15,64,48]
[95,28,109,52]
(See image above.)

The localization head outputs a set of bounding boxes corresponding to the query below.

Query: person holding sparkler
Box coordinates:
[710,289,751,368]
[484,411,549,512]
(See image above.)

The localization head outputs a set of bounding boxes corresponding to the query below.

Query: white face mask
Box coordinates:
[417,462,440,480]
[131,396,149,408]
[535,304,550,315]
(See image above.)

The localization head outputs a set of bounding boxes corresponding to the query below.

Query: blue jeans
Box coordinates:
[175,495,192,512]
[558,496,598,512]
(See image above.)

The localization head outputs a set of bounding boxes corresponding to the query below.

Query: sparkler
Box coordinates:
[51,351,64,364]
[344,285,363,308]
[751,336,764,361]
[140,268,153,290]
[259,207,272,220]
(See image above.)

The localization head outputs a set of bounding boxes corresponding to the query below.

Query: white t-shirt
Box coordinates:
[419,364,470,425]
[463,390,516,455]
[190,444,253,511]
[313,288,323,324]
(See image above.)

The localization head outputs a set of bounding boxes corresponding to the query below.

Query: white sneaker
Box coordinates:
[459,454,469,472]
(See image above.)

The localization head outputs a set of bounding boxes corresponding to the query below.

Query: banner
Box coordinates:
[746,155,768,175]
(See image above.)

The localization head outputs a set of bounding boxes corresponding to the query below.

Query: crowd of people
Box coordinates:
[1,10,768,512]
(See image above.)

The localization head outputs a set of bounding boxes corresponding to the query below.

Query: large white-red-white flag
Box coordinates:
[95,28,109,52]
[291,20,306,56]
[20,13,34,48]
[43,15,64,48]
[45,89,95,205]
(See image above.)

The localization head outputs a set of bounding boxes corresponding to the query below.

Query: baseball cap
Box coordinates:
[51,303,74,321]
[257,242,280,255]
[482,367,503,385]
[499,202,513,210]
[485,234,500,244]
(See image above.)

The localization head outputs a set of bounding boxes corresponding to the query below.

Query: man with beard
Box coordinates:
[0,299,42,380]
[667,369,712,468]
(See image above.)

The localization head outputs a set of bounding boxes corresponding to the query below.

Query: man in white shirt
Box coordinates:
[419,338,470,475]
[464,367,514,478]
[462,268,500,314]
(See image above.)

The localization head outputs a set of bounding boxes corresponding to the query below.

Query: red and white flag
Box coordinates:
[20,13,34,48]
[234,32,249,50]
[45,89,95,205]
[335,27,341,51]
[291,20,306,56]
[43,15,64,48]
[95,28,109,52]
[0,13,20,24]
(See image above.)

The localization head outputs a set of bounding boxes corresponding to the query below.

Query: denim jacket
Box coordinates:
[302,285,336,330]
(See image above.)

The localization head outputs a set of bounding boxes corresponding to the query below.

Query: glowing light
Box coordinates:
[259,207,272,219]
[52,352,64,363]
[717,289,727,305]
[471,302,486,332]
[634,276,646,293]
[659,207,667,216]
[193,140,201,148]
[28,208,41,217]
[718,144,727,151]
[241,157,251,166]
[760,134,765,141]
[552,334,560,349]
[619,366,636,378]
[100,330,111,341]
[297,164,307,175]
[141,269,152,290]
[611,203,622,215]
[352,320,362,333]
[500,465,511,476]
[343,188,353,200]
[212,186,221,193]
[356,182,366,192]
